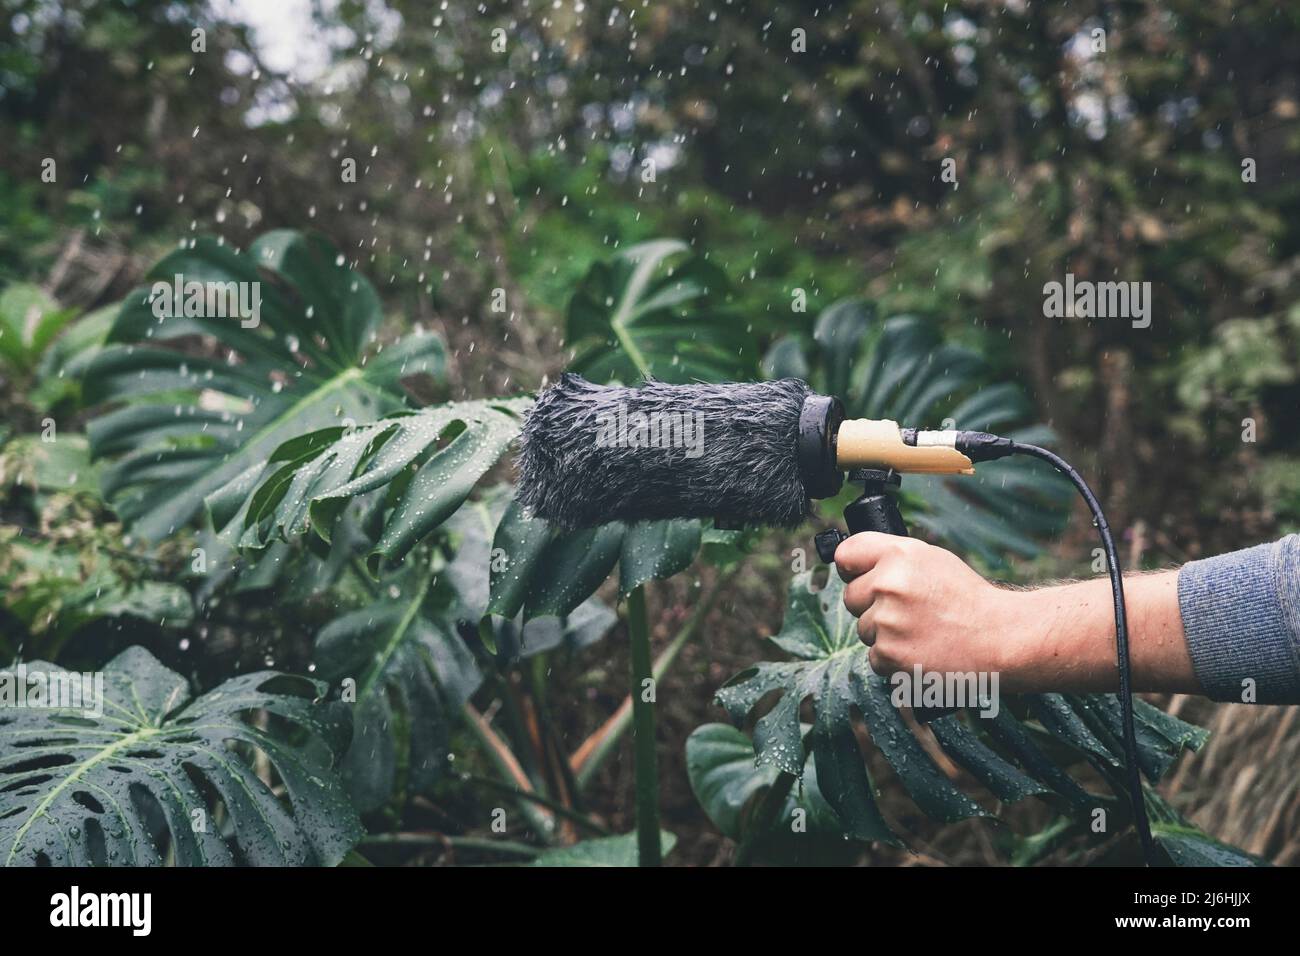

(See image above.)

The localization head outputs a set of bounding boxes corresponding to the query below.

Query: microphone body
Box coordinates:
[515,374,985,530]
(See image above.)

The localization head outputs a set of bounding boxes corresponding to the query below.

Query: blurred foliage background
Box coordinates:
[3,0,1300,863]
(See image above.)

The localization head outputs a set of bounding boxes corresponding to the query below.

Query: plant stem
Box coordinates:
[733,728,814,866]
[361,833,540,858]
[626,584,660,866]
[571,570,733,788]
[463,774,611,837]
[734,771,799,867]
[460,702,557,841]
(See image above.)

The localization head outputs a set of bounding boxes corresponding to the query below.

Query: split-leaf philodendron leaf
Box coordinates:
[765,305,1073,567]
[566,238,758,384]
[715,570,989,844]
[85,231,444,544]
[314,561,481,816]
[0,647,362,866]
[442,488,618,659]
[223,398,530,575]
[713,570,1212,851]
[686,722,863,864]
[485,498,702,621]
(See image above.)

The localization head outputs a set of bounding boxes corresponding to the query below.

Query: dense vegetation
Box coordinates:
[2,0,1299,865]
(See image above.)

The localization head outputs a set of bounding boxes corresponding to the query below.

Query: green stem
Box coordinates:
[460,703,557,841]
[463,774,611,837]
[626,584,661,866]
[734,772,799,867]
[572,570,734,789]
[733,728,813,866]
[360,833,540,858]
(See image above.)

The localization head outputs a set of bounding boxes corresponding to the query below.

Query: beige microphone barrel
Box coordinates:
[835,419,975,475]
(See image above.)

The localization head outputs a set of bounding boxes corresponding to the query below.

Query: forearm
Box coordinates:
[837,532,1300,704]
[997,571,1199,695]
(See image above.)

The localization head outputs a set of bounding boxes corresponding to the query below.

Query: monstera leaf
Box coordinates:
[686,722,861,864]
[0,647,361,866]
[485,499,702,621]
[765,303,1071,565]
[566,239,758,383]
[1143,791,1267,866]
[310,485,626,814]
[713,571,1211,850]
[85,231,444,543]
[217,238,741,619]
[716,571,989,843]
[442,488,618,659]
[215,398,529,575]
[313,561,482,816]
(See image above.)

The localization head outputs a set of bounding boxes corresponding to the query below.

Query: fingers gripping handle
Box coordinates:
[815,470,952,723]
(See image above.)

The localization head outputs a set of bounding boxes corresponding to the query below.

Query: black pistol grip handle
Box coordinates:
[843,478,909,538]
[841,478,953,723]
[844,495,909,537]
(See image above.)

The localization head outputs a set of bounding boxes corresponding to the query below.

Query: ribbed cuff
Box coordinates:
[1177,536,1300,704]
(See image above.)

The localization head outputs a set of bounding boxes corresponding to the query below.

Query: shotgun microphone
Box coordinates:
[513,372,1156,867]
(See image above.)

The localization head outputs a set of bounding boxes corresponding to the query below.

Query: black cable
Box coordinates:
[1005,441,1157,866]
[897,428,1156,862]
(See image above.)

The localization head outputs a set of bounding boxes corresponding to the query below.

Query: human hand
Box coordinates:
[834,532,1020,681]
[834,532,1197,694]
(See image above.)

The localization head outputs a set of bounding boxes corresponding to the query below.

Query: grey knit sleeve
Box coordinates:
[1177,534,1300,704]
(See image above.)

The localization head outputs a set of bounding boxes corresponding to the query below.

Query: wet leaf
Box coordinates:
[767,307,1073,566]
[85,231,446,544]
[714,571,988,844]
[226,398,529,575]
[0,647,361,866]
[313,565,481,815]
[686,722,861,863]
[567,239,757,383]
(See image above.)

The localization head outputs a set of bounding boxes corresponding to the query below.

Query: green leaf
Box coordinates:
[85,231,446,543]
[442,490,617,659]
[1153,824,1269,867]
[566,239,757,383]
[714,571,989,844]
[617,518,701,598]
[686,722,858,863]
[698,524,763,570]
[0,433,100,496]
[31,304,115,411]
[812,298,874,400]
[0,647,362,866]
[0,519,192,644]
[484,499,702,625]
[521,523,626,620]
[313,565,482,815]
[530,830,677,866]
[927,715,1049,804]
[1027,693,1209,786]
[226,398,528,575]
[0,283,79,374]
[794,305,1072,566]
[484,497,557,621]
[760,334,809,381]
